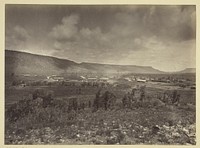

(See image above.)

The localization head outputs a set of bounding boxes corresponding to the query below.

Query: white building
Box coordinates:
[136,78,147,83]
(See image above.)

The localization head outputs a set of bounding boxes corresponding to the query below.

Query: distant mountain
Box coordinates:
[5,50,81,76]
[178,68,196,74]
[5,50,165,76]
[80,62,164,74]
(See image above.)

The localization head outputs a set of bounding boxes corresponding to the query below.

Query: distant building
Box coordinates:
[80,76,86,80]
[124,77,132,82]
[99,77,109,82]
[22,74,31,77]
[136,78,147,83]
[87,77,97,82]
[47,75,64,81]
[150,78,155,81]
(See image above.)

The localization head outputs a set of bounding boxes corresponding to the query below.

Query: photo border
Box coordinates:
[0,0,199,148]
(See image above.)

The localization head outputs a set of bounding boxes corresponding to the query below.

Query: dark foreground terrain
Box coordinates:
[5,79,196,145]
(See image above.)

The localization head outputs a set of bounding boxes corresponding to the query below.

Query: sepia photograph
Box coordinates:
[4,4,196,145]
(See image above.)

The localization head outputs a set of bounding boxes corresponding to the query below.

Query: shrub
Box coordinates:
[6,89,68,124]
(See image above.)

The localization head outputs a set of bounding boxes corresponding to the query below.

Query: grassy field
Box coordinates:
[5,80,196,108]
[5,80,196,145]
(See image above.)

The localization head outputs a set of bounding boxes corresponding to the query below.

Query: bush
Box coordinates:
[6,89,68,124]
[32,89,55,107]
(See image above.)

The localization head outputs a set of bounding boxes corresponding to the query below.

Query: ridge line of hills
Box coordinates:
[5,50,195,76]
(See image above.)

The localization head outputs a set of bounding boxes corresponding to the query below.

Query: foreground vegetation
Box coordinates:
[5,88,196,145]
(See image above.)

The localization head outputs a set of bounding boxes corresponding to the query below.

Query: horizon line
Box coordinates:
[5,49,196,73]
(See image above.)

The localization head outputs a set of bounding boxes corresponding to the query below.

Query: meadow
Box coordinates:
[5,75,196,145]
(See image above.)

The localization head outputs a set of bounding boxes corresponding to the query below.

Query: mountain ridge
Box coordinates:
[5,50,195,76]
[178,68,196,74]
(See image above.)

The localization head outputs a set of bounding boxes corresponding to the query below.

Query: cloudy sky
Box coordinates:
[5,5,196,72]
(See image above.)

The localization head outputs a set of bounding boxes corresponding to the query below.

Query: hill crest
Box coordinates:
[5,50,194,76]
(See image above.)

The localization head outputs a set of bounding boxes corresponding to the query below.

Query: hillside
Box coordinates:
[80,62,163,74]
[5,50,85,76]
[5,50,166,76]
[178,68,196,74]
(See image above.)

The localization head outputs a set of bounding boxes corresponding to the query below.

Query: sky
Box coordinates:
[5,5,196,72]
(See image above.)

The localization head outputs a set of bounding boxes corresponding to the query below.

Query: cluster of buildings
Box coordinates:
[123,75,195,84]
[47,75,64,82]
[15,73,195,90]
[79,76,109,82]
[123,76,149,83]
[46,75,110,83]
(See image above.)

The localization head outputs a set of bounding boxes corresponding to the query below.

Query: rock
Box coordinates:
[188,132,195,137]
[182,127,189,134]
[113,124,120,129]
[189,124,195,130]
[178,120,182,124]
[143,127,149,131]
[123,131,127,135]
[76,134,80,138]
[92,136,104,144]
[60,139,65,143]
[172,132,181,138]
[139,135,144,138]
[163,125,170,130]
[107,136,118,144]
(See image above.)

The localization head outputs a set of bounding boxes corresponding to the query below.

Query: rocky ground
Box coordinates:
[5,97,196,145]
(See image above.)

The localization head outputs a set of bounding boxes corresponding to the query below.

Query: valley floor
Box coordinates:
[5,80,196,145]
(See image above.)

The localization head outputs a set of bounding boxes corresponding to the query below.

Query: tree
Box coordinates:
[172,90,180,105]
[140,85,146,102]
[93,89,102,111]
[32,89,54,107]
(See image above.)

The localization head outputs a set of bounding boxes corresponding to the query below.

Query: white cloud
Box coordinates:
[118,38,196,72]
[6,6,195,71]
[6,26,31,50]
[49,14,79,41]
[13,26,31,41]
[49,7,195,72]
